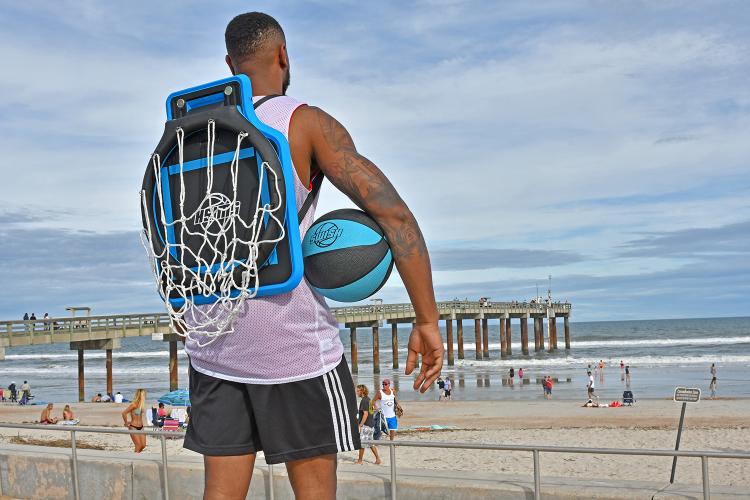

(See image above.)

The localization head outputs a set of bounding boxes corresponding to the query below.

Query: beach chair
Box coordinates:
[622,390,635,406]
[162,418,180,431]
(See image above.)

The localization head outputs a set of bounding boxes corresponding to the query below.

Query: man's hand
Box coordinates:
[405,322,444,393]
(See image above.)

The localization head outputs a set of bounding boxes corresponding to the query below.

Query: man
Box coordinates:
[587,371,598,402]
[40,403,58,424]
[182,13,443,500]
[436,377,445,401]
[354,385,381,465]
[114,392,124,403]
[443,376,452,400]
[20,380,31,400]
[372,379,398,441]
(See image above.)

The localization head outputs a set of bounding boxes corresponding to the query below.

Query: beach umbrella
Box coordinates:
[157,389,191,406]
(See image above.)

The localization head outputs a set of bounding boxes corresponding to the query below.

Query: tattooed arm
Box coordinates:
[295,105,443,392]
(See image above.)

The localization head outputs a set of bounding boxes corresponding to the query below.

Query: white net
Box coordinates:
[140,119,285,346]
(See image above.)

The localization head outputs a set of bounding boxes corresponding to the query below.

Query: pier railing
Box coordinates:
[0,301,571,342]
[0,422,745,500]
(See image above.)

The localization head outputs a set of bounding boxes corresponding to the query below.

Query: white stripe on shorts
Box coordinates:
[331,368,355,451]
[322,371,343,452]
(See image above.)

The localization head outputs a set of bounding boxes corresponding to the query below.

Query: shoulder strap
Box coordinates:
[253,94,282,110]
[297,171,323,223]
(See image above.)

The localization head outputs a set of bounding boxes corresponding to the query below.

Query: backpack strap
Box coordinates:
[252,94,282,110]
[252,95,324,224]
[297,171,323,223]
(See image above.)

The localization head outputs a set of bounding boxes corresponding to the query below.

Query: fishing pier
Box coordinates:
[0,300,571,400]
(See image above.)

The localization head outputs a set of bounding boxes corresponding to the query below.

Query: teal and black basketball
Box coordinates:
[302,209,394,302]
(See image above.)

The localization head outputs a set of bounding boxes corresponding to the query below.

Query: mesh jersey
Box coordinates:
[184,95,343,384]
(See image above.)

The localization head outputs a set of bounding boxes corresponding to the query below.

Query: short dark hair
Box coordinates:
[225,12,285,62]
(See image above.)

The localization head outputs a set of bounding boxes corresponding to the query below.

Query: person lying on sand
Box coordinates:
[40,403,59,424]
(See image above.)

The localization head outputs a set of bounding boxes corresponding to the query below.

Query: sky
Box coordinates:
[0,1,748,321]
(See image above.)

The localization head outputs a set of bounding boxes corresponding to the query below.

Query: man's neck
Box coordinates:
[238,70,282,96]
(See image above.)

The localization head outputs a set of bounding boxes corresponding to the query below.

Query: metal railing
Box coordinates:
[1,423,747,500]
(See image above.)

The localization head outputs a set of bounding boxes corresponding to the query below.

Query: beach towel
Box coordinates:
[60,419,79,425]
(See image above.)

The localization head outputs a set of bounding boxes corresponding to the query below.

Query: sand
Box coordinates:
[0,398,748,487]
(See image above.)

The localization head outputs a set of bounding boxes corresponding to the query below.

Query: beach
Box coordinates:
[1,398,747,488]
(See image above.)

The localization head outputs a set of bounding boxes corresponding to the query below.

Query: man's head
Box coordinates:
[225,12,290,94]
[47,403,53,409]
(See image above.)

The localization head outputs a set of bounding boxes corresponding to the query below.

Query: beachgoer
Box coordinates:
[437,377,445,401]
[63,405,75,421]
[181,12,443,499]
[92,393,102,403]
[444,377,452,400]
[373,379,398,441]
[546,376,553,399]
[587,371,598,402]
[355,385,381,465]
[710,363,717,378]
[114,392,124,403]
[625,365,631,386]
[509,367,515,385]
[39,403,58,424]
[122,389,147,453]
[101,393,111,402]
[20,380,31,400]
[598,360,605,382]
[23,313,29,321]
[8,382,17,402]
[620,360,625,381]
[0,387,4,401]
[709,376,717,399]
[518,368,524,380]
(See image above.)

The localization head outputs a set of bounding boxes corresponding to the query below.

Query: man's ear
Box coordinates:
[279,44,289,70]
[225,54,236,75]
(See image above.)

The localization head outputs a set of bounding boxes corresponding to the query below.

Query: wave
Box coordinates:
[4,350,188,361]
[454,354,750,369]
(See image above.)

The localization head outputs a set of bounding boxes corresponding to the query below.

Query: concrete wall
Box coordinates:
[0,444,745,500]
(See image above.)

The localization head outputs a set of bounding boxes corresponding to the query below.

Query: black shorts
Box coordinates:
[184,356,360,464]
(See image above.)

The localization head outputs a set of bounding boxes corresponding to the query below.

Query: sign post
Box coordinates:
[670,387,701,483]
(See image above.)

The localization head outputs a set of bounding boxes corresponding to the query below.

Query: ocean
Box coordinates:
[1,317,748,404]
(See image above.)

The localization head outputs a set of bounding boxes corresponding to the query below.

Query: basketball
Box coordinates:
[302,209,394,302]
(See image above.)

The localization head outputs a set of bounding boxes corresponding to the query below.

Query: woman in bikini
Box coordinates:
[62,404,75,421]
[122,388,147,452]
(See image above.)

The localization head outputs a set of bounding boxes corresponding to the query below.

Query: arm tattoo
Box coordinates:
[314,110,427,259]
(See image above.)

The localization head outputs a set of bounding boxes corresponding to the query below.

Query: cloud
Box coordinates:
[430,248,587,271]
[1,1,749,320]
[618,220,750,258]
[0,226,160,317]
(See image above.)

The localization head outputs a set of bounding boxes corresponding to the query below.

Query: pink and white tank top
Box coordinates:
[184,95,343,384]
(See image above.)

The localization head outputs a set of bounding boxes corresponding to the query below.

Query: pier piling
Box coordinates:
[457,320,464,359]
[105,349,113,396]
[77,350,84,402]
[169,339,178,391]
[564,315,571,350]
[350,326,358,374]
[534,317,542,352]
[505,317,512,355]
[500,317,507,357]
[482,318,489,358]
[474,319,482,360]
[446,318,454,366]
[391,323,399,369]
[553,317,559,350]
[520,315,529,355]
[372,325,380,374]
